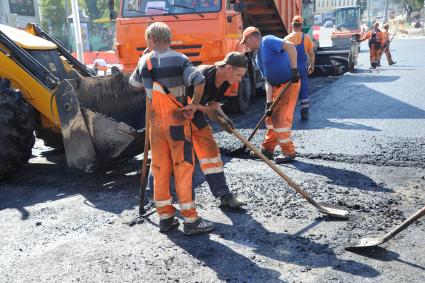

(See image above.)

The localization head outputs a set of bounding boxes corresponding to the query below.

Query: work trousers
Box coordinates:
[192,112,230,198]
[383,47,394,64]
[149,86,198,223]
[369,44,380,66]
[299,69,309,109]
[262,81,301,155]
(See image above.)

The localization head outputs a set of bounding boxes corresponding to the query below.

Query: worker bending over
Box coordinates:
[241,27,301,163]
[381,23,396,66]
[284,15,315,121]
[359,22,384,69]
[187,52,248,209]
[129,22,214,235]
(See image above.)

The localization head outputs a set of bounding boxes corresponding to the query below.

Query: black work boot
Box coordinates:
[274,153,296,164]
[301,107,309,120]
[220,193,246,209]
[159,217,180,233]
[389,61,396,65]
[183,218,215,235]
[250,148,274,160]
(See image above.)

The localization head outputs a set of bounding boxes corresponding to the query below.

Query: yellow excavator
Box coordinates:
[0,23,146,181]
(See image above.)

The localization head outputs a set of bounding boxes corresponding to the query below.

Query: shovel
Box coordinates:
[346,205,425,251]
[231,82,292,156]
[126,100,156,226]
[219,116,349,219]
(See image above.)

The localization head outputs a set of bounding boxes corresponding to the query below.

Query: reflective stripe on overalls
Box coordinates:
[296,33,309,109]
[146,54,198,223]
[191,111,230,198]
[262,81,301,155]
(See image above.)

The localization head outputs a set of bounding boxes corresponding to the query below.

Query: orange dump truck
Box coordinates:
[108,0,302,113]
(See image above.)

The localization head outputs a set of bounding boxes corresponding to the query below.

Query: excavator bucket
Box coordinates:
[55,72,146,172]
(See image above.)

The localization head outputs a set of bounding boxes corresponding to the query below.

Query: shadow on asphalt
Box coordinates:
[165,228,285,282]
[0,157,141,219]
[205,209,381,278]
[289,160,392,193]
[348,246,425,271]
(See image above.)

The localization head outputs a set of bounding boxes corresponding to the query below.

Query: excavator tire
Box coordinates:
[0,79,36,181]
[35,128,64,152]
[228,74,252,114]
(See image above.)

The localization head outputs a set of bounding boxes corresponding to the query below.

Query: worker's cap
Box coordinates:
[240,26,260,44]
[292,15,303,24]
[216,52,248,68]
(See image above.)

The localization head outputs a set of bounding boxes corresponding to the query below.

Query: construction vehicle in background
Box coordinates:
[314,5,362,75]
[108,0,302,113]
[332,6,362,50]
[0,23,146,181]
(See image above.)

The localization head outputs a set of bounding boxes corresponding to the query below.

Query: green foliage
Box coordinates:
[39,0,68,46]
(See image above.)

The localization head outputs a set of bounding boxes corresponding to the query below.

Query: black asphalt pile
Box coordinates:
[298,137,425,168]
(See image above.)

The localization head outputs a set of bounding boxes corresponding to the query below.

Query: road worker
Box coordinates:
[359,22,384,69]
[129,22,215,235]
[381,23,396,66]
[284,15,315,121]
[147,52,248,209]
[240,27,301,163]
[93,53,108,75]
[187,52,248,209]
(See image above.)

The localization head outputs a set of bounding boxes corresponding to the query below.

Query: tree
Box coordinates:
[39,0,67,45]
[391,0,424,23]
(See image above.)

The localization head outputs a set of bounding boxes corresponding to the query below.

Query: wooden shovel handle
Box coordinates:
[139,99,151,215]
[219,114,320,208]
[246,82,292,143]
[383,205,425,242]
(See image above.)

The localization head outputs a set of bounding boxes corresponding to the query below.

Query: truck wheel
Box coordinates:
[229,75,251,114]
[0,80,35,181]
[35,128,64,152]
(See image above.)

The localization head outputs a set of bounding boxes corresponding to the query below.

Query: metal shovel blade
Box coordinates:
[346,205,425,251]
[317,202,349,219]
[345,237,385,251]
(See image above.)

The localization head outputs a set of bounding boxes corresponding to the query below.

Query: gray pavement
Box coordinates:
[1,36,424,282]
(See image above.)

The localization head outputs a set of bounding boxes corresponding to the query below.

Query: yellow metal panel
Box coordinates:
[0,24,57,50]
[0,50,60,126]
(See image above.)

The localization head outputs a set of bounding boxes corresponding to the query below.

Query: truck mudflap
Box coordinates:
[54,79,145,172]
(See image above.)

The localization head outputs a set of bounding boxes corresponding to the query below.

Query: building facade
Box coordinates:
[315,0,357,14]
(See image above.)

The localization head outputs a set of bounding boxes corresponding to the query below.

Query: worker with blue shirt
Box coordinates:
[240,26,301,163]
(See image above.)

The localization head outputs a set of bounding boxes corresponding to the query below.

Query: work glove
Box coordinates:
[291,68,300,83]
[265,102,273,117]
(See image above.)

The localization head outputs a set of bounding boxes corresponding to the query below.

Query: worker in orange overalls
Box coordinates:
[188,52,248,208]
[129,22,215,235]
[381,23,396,66]
[241,27,301,163]
[284,15,315,121]
[359,22,384,69]
[93,53,108,75]
[146,52,248,209]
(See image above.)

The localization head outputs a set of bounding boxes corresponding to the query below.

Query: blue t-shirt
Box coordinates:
[257,35,292,86]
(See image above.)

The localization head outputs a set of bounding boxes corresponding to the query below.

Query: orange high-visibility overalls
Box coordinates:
[262,81,301,155]
[191,111,229,197]
[360,30,383,67]
[146,55,198,223]
[382,30,394,64]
